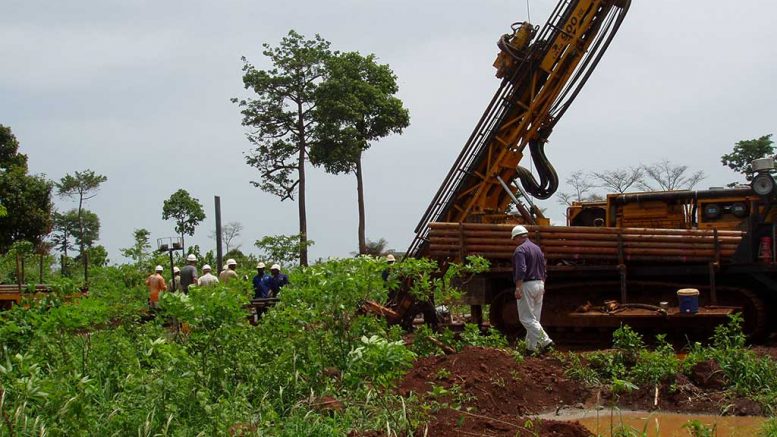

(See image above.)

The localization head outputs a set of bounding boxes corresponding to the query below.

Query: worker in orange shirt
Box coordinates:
[146,265,168,309]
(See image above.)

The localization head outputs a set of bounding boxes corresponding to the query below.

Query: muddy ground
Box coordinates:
[394,346,766,437]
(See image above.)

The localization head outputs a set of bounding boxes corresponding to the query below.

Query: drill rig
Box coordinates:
[409,0,631,255]
[369,0,632,330]
[399,0,776,339]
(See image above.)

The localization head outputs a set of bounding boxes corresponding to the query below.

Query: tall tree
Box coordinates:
[51,209,100,256]
[233,30,333,266]
[0,125,53,252]
[640,159,705,191]
[210,221,243,253]
[311,52,410,254]
[162,189,205,251]
[56,169,107,279]
[721,134,774,182]
[591,167,644,194]
[120,228,152,267]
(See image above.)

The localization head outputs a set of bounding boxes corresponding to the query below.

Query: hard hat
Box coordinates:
[386,254,396,263]
[511,225,529,239]
[271,264,280,271]
[186,254,197,262]
[202,264,212,271]
[155,265,164,272]
[226,258,237,266]
[257,262,266,269]
[173,266,181,273]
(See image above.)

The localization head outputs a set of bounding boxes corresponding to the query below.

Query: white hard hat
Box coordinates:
[202,264,212,271]
[511,225,529,239]
[386,254,396,262]
[271,264,281,271]
[155,265,164,272]
[226,258,237,266]
[186,254,197,262]
[173,266,181,274]
[257,262,266,269]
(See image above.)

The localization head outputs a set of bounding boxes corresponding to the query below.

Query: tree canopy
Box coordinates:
[56,170,107,206]
[254,234,314,267]
[162,189,205,249]
[721,134,774,182]
[120,228,152,267]
[0,125,53,252]
[591,167,644,194]
[210,221,243,254]
[51,209,100,255]
[639,159,705,191]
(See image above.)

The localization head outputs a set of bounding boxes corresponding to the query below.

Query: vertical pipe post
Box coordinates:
[215,196,223,275]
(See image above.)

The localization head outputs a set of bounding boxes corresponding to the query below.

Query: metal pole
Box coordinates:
[215,196,223,274]
[169,250,176,291]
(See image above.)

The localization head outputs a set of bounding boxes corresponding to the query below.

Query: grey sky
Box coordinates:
[2,0,775,263]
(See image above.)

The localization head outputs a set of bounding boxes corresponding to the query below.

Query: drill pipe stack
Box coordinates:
[426,223,742,263]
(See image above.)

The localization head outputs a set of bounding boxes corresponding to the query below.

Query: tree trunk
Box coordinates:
[62,230,69,275]
[78,194,87,283]
[355,151,367,254]
[298,143,309,266]
[297,103,309,267]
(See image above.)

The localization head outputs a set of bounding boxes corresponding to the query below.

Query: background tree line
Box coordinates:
[556,134,774,215]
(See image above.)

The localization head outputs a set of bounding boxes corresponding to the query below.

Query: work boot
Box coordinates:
[539,341,556,355]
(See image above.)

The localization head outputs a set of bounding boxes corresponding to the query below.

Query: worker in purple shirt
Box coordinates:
[511,225,554,354]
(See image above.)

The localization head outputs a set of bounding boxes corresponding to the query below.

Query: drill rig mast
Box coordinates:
[409,0,631,257]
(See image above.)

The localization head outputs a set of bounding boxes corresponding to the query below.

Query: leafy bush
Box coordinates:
[345,335,416,388]
[686,315,777,401]
[630,334,679,386]
[459,323,508,349]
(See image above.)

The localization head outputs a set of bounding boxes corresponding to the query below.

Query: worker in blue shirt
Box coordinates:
[253,262,270,298]
[267,264,289,297]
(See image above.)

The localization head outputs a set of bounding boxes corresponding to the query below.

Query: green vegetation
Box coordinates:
[564,315,777,414]
[0,255,495,435]
[685,314,777,407]
[0,125,53,253]
[721,134,774,182]
[161,189,206,252]
[254,233,314,267]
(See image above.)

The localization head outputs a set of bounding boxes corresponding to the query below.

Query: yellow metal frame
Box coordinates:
[445,0,606,223]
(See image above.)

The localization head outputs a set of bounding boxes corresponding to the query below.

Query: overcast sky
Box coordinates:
[2,0,775,264]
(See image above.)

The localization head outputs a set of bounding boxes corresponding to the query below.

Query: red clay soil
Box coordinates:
[391,346,768,436]
[398,346,594,436]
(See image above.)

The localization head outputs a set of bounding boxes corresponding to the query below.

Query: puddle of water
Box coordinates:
[576,411,765,437]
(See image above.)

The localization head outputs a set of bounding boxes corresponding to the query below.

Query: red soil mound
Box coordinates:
[398,346,593,436]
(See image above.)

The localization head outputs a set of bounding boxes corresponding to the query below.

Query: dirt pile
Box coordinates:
[398,346,593,436]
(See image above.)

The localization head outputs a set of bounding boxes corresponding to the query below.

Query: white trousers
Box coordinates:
[516,280,552,351]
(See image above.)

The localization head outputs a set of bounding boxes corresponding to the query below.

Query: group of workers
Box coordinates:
[146,227,550,354]
[145,253,289,308]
